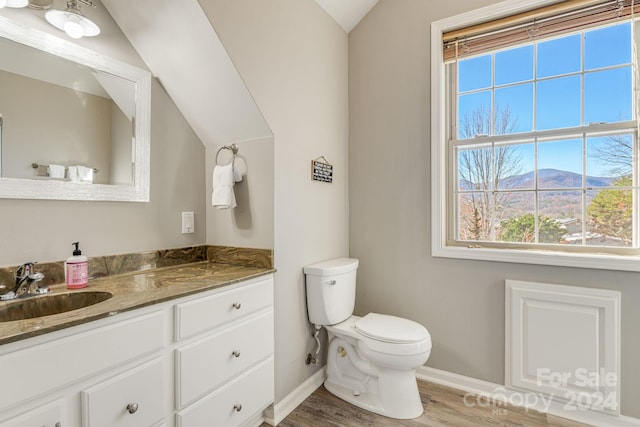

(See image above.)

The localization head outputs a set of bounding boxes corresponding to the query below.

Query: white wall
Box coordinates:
[0,2,206,265]
[199,0,349,403]
[349,0,640,418]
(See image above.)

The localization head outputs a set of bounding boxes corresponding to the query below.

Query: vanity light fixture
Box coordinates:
[0,0,29,8]
[45,0,100,39]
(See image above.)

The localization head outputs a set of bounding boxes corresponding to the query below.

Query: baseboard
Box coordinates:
[417,366,640,427]
[262,367,326,426]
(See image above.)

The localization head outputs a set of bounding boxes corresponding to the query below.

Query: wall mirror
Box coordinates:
[0,16,151,202]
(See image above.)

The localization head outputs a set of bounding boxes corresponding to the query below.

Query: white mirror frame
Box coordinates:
[0,16,151,202]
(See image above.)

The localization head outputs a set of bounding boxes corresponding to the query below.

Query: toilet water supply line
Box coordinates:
[306,325,322,365]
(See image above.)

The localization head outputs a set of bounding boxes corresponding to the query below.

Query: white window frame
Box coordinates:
[431,0,640,271]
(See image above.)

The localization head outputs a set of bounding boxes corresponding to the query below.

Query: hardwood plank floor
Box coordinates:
[264,380,592,426]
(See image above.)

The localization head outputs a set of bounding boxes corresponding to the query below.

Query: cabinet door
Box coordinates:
[81,358,165,427]
[177,358,274,427]
[0,399,63,427]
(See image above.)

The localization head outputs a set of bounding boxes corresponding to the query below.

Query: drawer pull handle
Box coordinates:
[126,403,139,414]
[232,302,242,310]
[232,350,241,358]
[234,403,243,412]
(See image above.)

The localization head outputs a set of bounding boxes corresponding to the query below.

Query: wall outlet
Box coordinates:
[181,211,195,234]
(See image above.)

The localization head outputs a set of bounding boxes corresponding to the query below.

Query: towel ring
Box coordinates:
[215,144,239,166]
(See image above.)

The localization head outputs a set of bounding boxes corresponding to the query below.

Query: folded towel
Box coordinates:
[47,164,65,179]
[76,165,94,183]
[212,164,237,209]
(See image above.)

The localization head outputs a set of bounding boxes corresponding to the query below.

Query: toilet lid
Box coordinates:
[355,313,429,344]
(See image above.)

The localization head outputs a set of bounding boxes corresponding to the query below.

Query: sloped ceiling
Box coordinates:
[312,0,379,33]
[101,0,377,149]
[101,0,272,149]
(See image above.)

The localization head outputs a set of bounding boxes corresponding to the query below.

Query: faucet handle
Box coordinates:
[16,262,36,277]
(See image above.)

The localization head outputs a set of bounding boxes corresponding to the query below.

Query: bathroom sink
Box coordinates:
[0,291,113,322]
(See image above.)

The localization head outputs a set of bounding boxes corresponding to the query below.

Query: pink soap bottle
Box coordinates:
[66,242,88,289]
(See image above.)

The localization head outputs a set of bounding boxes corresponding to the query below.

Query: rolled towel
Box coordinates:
[67,166,78,182]
[76,165,94,183]
[212,164,237,209]
[47,164,66,179]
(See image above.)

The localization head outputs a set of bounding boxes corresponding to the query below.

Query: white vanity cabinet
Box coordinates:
[174,278,275,427]
[0,274,274,427]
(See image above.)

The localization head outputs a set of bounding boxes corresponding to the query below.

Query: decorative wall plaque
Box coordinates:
[312,156,333,183]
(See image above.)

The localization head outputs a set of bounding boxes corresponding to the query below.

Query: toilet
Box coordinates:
[304,258,431,419]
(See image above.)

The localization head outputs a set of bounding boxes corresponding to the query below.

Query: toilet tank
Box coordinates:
[303,258,359,326]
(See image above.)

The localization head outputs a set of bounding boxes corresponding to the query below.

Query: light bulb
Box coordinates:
[64,19,84,39]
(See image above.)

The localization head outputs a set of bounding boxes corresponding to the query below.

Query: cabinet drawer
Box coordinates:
[176,310,273,407]
[175,277,273,341]
[0,399,63,427]
[81,358,165,427]
[176,357,274,427]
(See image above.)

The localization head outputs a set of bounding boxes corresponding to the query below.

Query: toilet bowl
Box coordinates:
[324,314,431,419]
[304,258,432,419]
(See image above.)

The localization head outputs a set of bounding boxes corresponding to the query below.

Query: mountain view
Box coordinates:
[504,169,615,189]
[458,169,631,246]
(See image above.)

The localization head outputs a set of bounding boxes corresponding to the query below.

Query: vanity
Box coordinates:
[0,259,275,427]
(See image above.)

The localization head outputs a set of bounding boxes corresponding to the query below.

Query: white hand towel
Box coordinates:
[212,164,237,209]
[67,166,78,182]
[76,165,94,183]
[47,164,65,179]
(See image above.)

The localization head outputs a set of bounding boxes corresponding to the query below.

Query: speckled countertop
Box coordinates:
[0,252,274,345]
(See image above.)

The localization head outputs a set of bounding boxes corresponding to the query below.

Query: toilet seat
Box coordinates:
[355,313,429,344]
[326,315,432,356]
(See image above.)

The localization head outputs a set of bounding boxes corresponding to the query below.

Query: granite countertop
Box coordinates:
[0,261,275,345]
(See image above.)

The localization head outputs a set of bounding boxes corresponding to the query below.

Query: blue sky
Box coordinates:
[457,22,633,177]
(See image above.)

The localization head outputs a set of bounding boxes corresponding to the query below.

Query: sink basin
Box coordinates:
[0,291,113,322]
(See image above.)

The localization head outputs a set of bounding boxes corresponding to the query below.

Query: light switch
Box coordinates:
[181,211,194,234]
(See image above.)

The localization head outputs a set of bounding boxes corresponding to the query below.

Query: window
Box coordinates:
[432,0,640,270]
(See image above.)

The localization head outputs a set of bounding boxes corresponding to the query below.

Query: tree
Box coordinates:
[591,134,632,176]
[458,104,522,241]
[499,214,565,244]
[588,134,633,244]
[587,175,632,242]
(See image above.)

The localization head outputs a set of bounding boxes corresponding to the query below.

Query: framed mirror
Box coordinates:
[0,16,151,202]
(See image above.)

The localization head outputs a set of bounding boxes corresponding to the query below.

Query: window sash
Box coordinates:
[448,125,639,251]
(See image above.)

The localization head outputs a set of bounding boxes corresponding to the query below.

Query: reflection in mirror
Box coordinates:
[0,15,151,202]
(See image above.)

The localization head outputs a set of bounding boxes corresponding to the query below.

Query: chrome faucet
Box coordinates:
[0,262,49,300]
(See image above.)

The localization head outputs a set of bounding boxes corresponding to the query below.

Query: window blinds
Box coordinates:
[443,0,639,62]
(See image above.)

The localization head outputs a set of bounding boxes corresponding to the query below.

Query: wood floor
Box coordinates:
[264,380,592,427]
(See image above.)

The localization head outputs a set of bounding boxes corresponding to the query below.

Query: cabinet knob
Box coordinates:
[126,403,139,414]
[55,423,62,427]
[232,350,241,358]
[232,302,242,310]
[233,403,242,412]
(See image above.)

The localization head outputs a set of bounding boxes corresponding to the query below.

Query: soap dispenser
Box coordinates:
[66,242,88,289]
